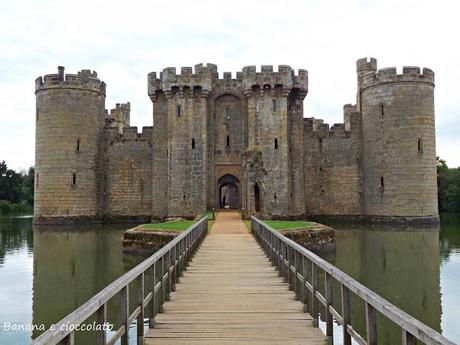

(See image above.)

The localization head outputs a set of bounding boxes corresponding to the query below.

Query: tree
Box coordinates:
[21,167,35,206]
[437,157,460,213]
[0,160,23,203]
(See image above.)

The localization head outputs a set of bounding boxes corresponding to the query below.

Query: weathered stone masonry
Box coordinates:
[33,58,439,224]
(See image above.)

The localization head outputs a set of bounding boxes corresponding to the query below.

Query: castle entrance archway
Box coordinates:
[217,174,240,209]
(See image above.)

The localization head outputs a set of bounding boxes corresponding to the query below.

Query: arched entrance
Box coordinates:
[217,174,240,209]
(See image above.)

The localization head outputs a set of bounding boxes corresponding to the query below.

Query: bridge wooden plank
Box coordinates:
[145,211,326,345]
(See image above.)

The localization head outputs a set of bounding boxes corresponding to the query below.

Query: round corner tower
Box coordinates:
[34,67,106,223]
[358,58,438,220]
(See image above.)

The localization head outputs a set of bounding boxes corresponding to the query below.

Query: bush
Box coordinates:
[0,200,12,214]
[0,199,33,215]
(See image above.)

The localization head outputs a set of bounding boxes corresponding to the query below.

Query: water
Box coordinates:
[318,213,460,344]
[0,214,459,344]
[0,215,143,344]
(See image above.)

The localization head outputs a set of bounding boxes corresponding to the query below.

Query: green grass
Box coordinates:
[140,221,196,232]
[262,220,316,231]
[243,220,251,232]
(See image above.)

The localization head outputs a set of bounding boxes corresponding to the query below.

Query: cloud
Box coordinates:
[0,0,459,169]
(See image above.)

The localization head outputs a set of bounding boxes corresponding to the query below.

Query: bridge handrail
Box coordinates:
[251,216,456,345]
[33,216,208,345]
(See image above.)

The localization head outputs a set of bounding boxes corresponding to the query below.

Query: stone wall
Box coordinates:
[34,68,106,222]
[304,108,363,216]
[104,127,152,219]
[359,62,438,217]
[34,59,439,224]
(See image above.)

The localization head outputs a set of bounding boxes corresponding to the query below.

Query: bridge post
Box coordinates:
[366,302,377,345]
[325,273,333,344]
[149,262,157,328]
[137,273,145,344]
[341,285,351,345]
[95,303,107,344]
[121,286,129,345]
[311,263,319,327]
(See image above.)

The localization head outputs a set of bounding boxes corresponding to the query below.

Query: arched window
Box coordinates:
[418,138,423,153]
[192,138,196,149]
[226,135,230,147]
[274,138,278,150]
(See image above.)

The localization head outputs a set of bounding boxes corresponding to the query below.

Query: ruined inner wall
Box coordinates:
[104,127,152,219]
[34,69,106,222]
[360,63,438,217]
[303,106,363,216]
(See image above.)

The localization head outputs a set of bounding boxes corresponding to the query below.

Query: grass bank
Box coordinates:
[244,219,317,232]
[139,211,215,233]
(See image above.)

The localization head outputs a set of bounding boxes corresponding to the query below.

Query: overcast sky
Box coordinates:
[0,0,459,170]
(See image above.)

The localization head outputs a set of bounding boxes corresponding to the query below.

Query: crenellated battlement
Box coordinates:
[105,126,153,143]
[148,63,218,99]
[360,65,435,89]
[356,57,377,73]
[242,65,308,94]
[35,66,106,95]
[148,64,308,100]
[304,113,358,139]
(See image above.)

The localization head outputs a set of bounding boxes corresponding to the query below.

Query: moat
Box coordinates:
[0,214,459,345]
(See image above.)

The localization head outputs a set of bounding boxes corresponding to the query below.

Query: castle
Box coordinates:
[33,58,439,224]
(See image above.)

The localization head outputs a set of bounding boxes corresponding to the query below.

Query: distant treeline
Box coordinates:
[438,157,460,213]
[0,160,34,214]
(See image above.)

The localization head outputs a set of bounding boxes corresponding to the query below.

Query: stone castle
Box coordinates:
[33,58,439,224]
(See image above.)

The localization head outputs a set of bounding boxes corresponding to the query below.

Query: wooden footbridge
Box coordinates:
[33,211,456,345]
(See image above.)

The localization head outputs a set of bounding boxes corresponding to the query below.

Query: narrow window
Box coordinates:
[319,137,323,152]
[274,138,278,150]
[380,104,384,117]
[274,193,277,200]
[192,138,195,149]
[36,107,39,122]
[177,105,181,117]
[76,139,80,152]
[273,99,277,112]
[72,173,77,186]
[226,135,230,147]
[36,173,39,188]
[380,176,384,189]
[417,138,423,153]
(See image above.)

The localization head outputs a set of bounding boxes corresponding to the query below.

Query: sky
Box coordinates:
[0,0,459,170]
